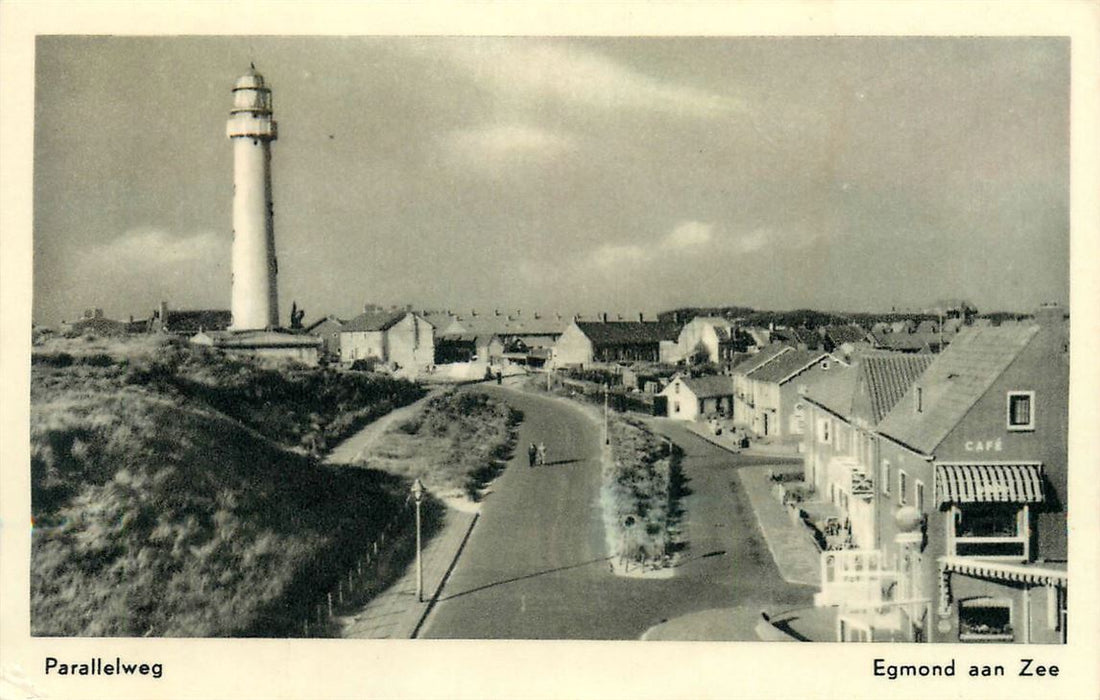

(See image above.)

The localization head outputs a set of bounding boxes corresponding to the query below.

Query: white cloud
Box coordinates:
[87,228,226,267]
[589,243,650,269]
[734,227,771,253]
[437,40,747,120]
[443,124,576,170]
[662,221,713,249]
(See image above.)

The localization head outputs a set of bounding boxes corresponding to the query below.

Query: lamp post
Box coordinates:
[411,478,424,602]
[604,383,610,445]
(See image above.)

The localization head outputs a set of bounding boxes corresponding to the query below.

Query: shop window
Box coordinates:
[958,598,1013,642]
[1007,391,1035,431]
[950,503,1028,560]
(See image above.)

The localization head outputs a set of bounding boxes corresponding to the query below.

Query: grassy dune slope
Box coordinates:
[30,337,428,637]
[358,390,523,502]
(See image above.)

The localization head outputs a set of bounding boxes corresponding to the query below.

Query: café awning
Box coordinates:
[935,463,1044,506]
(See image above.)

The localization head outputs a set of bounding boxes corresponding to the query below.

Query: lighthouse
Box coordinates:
[227,66,279,331]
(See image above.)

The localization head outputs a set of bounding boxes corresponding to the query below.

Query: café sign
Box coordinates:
[964,438,1003,452]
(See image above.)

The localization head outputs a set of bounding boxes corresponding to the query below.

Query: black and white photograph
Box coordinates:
[2,3,1099,699]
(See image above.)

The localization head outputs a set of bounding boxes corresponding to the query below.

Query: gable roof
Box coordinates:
[824,324,869,346]
[679,374,735,398]
[802,362,859,417]
[304,316,344,334]
[575,321,681,346]
[342,310,412,333]
[860,354,936,424]
[876,324,1040,455]
[749,349,830,384]
[733,343,792,374]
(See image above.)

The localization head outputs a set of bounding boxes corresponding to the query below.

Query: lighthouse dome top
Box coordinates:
[234,67,266,91]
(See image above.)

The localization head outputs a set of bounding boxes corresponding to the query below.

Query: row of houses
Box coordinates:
[798,304,1068,643]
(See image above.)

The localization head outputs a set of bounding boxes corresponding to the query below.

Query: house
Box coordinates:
[871,329,944,354]
[155,302,232,336]
[673,317,748,364]
[303,316,345,359]
[551,319,681,368]
[61,308,128,337]
[339,309,435,375]
[808,305,1068,643]
[802,354,934,552]
[731,343,793,425]
[770,327,821,350]
[740,349,841,439]
[820,324,871,353]
[191,329,322,366]
[434,333,504,365]
[658,374,735,421]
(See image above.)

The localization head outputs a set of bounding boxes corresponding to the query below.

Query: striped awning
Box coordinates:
[935,463,1044,505]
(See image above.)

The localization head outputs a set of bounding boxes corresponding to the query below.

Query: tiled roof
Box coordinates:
[166,310,232,333]
[453,315,567,337]
[304,316,344,333]
[861,354,935,423]
[877,324,1040,454]
[733,343,792,374]
[749,349,829,384]
[680,374,735,398]
[824,325,869,346]
[873,331,942,352]
[342,310,409,333]
[803,362,858,417]
[575,321,681,346]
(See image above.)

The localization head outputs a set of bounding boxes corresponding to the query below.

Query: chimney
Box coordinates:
[534,312,541,320]
[516,309,521,317]
[617,313,623,321]
[471,309,478,317]
[638,312,644,323]
[601,312,609,323]
[495,309,501,316]
[159,301,169,326]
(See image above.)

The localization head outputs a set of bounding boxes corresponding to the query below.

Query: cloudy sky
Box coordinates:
[33,36,1068,326]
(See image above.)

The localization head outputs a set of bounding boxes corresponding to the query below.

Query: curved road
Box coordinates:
[421,386,812,640]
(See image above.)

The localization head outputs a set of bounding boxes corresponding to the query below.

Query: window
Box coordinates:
[674,382,680,394]
[958,598,1013,642]
[898,470,908,505]
[915,480,925,512]
[949,503,1028,560]
[881,461,891,495]
[1007,391,1035,431]
[915,386,923,413]
[674,401,680,414]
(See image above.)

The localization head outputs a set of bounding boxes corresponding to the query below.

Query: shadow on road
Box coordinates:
[537,458,581,467]
[439,556,611,601]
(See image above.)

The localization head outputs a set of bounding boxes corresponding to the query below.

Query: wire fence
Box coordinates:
[299,494,417,637]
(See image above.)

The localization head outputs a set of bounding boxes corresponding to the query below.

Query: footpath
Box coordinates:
[322,385,482,639]
[339,505,478,639]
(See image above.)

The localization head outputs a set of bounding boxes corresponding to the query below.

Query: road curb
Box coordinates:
[410,511,480,639]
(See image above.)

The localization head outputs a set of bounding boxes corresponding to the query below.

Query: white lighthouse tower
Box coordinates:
[227,65,279,330]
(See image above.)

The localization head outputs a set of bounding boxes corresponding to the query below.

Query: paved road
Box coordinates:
[421,389,814,640]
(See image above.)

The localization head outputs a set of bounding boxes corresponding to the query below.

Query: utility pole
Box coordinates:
[411,478,424,602]
[604,383,610,445]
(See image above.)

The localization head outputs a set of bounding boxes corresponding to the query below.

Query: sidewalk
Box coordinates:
[339,506,478,639]
[737,467,821,587]
[680,421,802,460]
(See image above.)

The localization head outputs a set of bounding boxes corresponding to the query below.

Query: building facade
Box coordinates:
[808,308,1068,643]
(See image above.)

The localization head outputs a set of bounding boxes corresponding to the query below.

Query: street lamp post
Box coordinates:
[411,478,424,602]
[604,383,610,445]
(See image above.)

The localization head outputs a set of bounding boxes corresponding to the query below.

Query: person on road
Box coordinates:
[537,442,547,466]
[528,443,538,467]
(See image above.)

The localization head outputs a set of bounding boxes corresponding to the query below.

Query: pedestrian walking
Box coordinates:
[528,443,538,467]
[537,442,547,466]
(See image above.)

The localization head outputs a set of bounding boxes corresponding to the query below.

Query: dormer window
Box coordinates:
[1007,391,1035,431]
